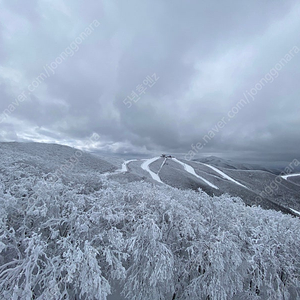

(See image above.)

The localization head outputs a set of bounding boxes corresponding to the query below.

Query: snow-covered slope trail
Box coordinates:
[282,173,300,180]
[290,208,300,216]
[101,159,139,177]
[141,157,165,184]
[173,158,219,190]
[200,163,249,190]
[121,159,139,172]
[158,157,167,174]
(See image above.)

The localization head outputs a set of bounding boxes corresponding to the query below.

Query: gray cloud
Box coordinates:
[0,0,299,165]
[2,0,40,22]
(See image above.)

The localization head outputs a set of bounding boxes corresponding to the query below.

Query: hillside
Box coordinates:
[101,155,300,216]
[0,142,300,299]
[194,156,280,173]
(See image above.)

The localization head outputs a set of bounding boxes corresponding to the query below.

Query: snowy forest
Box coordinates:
[1,0,300,298]
[0,155,300,300]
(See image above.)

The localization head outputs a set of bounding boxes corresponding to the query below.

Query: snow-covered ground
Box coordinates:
[200,162,249,189]
[290,208,300,216]
[1,142,299,216]
[282,173,300,180]
[102,159,141,176]
[158,157,167,174]
[1,142,300,299]
[121,159,139,172]
[173,158,219,189]
[141,157,165,184]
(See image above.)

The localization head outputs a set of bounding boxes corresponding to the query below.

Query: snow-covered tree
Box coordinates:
[0,166,300,299]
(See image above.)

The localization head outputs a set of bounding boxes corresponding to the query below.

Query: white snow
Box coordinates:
[201,163,249,189]
[158,158,167,174]
[121,159,138,172]
[290,208,300,216]
[101,159,139,177]
[141,157,164,184]
[282,173,300,180]
[173,158,219,189]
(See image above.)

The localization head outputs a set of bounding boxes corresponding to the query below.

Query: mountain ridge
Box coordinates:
[0,142,299,216]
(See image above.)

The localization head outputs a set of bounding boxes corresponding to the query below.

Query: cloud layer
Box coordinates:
[0,0,299,164]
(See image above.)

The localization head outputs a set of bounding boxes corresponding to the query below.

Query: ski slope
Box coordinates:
[141,157,164,184]
[282,173,300,180]
[290,208,300,216]
[158,158,167,174]
[201,163,249,189]
[121,159,138,172]
[173,158,219,189]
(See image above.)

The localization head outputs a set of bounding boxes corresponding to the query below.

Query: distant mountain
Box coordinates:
[194,155,280,174]
[0,142,299,217]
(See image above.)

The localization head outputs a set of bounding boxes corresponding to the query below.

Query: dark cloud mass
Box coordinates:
[0,0,299,165]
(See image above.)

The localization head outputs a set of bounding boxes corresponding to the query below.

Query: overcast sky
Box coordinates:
[0,0,299,164]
